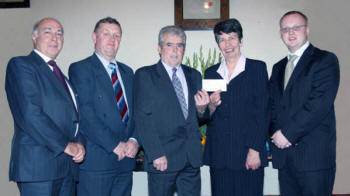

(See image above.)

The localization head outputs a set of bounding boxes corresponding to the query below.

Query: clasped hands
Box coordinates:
[271,130,292,149]
[64,142,85,163]
[113,139,139,161]
[194,89,222,115]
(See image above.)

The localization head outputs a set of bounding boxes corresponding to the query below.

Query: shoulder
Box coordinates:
[246,58,267,71]
[182,64,201,77]
[135,63,157,76]
[117,61,134,75]
[204,63,220,75]
[311,46,338,62]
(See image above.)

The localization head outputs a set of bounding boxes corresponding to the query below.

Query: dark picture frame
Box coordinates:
[175,0,229,30]
[0,0,30,8]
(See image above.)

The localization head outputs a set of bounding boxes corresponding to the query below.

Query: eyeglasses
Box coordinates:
[280,25,307,34]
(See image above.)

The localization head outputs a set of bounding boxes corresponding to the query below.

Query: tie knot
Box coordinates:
[288,55,297,62]
[108,62,116,70]
[48,60,57,67]
[172,67,177,74]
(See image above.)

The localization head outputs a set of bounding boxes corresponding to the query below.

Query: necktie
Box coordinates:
[109,63,129,124]
[172,68,188,119]
[48,60,79,121]
[284,55,297,89]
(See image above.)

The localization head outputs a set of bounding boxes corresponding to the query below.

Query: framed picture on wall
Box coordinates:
[175,0,229,30]
[0,0,30,8]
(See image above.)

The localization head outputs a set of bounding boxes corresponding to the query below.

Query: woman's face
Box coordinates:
[217,32,242,60]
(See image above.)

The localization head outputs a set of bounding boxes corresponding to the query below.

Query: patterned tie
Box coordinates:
[172,68,188,119]
[109,62,129,124]
[48,60,79,121]
[284,55,298,89]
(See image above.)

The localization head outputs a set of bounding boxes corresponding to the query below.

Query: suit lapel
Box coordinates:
[31,51,72,103]
[181,64,196,119]
[285,45,314,90]
[90,54,116,101]
[117,63,133,115]
[155,61,186,122]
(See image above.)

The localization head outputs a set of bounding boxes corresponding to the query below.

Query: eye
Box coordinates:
[218,39,225,43]
[166,43,173,47]
[176,43,184,48]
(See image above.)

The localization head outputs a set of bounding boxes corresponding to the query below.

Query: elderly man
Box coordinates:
[269,11,340,196]
[5,17,85,196]
[69,17,138,196]
[134,25,209,196]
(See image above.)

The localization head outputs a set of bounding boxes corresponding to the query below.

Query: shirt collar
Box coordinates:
[161,60,182,73]
[34,49,54,63]
[217,54,246,83]
[95,52,117,69]
[288,41,310,59]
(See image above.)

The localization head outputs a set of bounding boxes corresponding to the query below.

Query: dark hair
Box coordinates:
[280,11,308,26]
[213,18,243,44]
[158,25,186,48]
[94,17,122,34]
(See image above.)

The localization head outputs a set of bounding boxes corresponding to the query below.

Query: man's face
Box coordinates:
[280,13,309,53]
[217,32,242,60]
[92,23,121,62]
[158,33,185,67]
[32,19,64,59]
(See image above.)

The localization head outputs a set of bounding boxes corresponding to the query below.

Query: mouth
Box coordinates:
[224,48,234,53]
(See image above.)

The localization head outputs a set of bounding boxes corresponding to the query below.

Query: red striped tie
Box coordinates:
[109,63,128,124]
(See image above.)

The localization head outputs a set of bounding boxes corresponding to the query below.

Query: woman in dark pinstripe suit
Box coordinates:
[203,19,269,196]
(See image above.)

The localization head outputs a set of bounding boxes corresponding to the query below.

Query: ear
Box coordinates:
[157,45,161,54]
[306,26,310,36]
[239,39,243,47]
[92,32,97,44]
[31,33,37,44]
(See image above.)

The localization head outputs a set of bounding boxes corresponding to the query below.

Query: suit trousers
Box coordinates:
[77,169,132,196]
[210,167,264,196]
[147,164,201,196]
[278,150,335,196]
[17,175,75,196]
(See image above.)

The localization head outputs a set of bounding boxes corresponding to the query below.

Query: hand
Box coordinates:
[125,139,139,158]
[64,142,78,157]
[245,148,261,170]
[271,130,292,149]
[209,90,221,114]
[64,142,85,163]
[194,89,210,114]
[72,143,85,163]
[153,156,167,171]
[113,142,127,161]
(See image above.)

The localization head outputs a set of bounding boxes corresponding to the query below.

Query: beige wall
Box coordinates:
[0,0,349,195]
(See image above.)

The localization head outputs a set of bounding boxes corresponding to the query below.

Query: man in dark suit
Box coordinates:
[134,25,209,196]
[5,17,85,196]
[69,17,138,196]
[269,11,340,196]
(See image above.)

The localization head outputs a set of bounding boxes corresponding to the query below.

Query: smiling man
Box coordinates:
[269,11,340,196]
[69,17,138,196]
[5,17,85,196]
[134,25,209,196]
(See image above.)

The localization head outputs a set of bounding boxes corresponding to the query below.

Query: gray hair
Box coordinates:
[32,17,64,37]
[158,25,186,48]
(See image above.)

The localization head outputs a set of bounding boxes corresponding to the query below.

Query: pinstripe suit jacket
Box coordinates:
[203,58,269,170]
[269,44,340,171]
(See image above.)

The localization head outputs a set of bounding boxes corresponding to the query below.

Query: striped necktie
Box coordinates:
[109,62,128,124]
[172,67,188,119]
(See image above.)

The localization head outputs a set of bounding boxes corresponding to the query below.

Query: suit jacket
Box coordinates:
[203,59,269,170]
[269,44,340,171]
[69,53,136,172]
[134,61,203,173]
[5,51,82,182]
